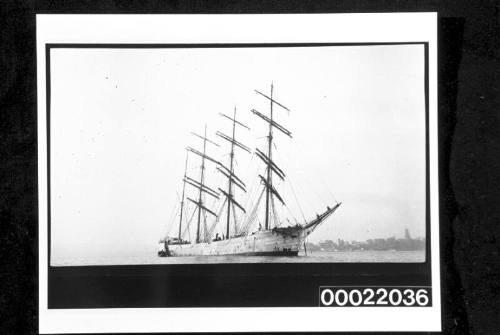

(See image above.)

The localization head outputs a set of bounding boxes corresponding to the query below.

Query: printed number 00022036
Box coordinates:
[319,287,430,307]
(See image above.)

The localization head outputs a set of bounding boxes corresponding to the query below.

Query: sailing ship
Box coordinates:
[158,84,341,257]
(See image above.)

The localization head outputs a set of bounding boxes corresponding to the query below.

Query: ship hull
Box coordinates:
[162,228,303,257]
[158,204,342,257]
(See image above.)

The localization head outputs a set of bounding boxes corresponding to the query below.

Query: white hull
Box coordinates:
[161,228,303,257]
[158,203,341,257]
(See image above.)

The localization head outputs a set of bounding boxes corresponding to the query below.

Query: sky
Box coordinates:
[50,44,426,260]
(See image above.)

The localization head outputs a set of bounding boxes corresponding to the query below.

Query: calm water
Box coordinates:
[51,250,425,266]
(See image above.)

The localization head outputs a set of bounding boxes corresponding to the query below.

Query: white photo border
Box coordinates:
[37,13,440,333]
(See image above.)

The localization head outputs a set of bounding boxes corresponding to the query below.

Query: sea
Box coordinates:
[51,249,425,266]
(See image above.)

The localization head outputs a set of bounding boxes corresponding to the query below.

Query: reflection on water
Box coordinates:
[51,250,425,266]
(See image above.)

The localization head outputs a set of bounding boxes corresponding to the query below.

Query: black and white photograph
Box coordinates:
[4,2,500,334]
[36,13,441,333]
[49,44,426,266]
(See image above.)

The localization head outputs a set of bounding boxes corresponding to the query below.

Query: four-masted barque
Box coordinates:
[158,84,341,257]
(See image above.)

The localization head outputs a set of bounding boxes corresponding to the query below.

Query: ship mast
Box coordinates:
[177,150,189,240]
[186,125,220,243]
[252,83,291,229]
[216,108,250,238]
[265,84,273,231]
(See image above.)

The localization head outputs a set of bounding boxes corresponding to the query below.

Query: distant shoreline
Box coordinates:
[306,235,425,252]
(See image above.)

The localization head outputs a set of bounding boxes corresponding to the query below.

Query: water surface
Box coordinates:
[51,250,425,266]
